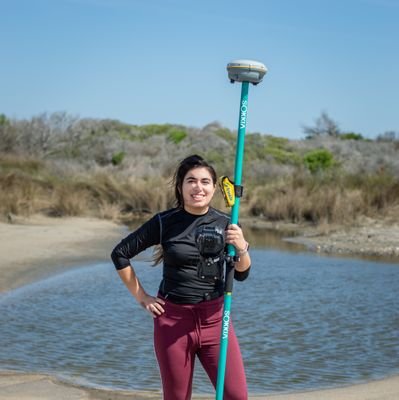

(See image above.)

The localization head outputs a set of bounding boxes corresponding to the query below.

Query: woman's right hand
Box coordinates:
[138,293,165,318]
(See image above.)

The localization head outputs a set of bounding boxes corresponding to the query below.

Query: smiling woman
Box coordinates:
[111,154,252,400]
[181,169,216,214]
[171,154,217,212]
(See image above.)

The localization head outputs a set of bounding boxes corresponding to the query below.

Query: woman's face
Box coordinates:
[181,167,216,215]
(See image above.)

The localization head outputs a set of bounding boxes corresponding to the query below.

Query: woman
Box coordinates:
[111,154,251,400]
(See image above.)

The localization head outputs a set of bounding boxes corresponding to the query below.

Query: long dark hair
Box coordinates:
[152,155,217,266]
[172,154,217,208]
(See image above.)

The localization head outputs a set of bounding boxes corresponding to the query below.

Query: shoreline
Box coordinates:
[2,369,399,400]
[242,216,399,262]
[0,214,126,293]
[1,215,399,399]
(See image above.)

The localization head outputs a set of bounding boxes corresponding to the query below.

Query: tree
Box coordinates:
[0,113,17,152]
[0,113,8,127]
[376,131,398,142]
[303,112,340,139]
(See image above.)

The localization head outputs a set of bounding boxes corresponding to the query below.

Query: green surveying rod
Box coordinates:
[216,59,267,400]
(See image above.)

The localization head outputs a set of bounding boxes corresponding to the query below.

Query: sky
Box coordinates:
[1,0,398,139]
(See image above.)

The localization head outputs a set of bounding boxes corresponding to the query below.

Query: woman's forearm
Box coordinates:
[234,251,251,271]
[117,265,147,303]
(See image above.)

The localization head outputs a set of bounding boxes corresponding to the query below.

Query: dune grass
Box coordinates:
[1,114,398,225]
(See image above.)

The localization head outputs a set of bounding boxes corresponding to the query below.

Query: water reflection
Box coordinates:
[245,227,304,252]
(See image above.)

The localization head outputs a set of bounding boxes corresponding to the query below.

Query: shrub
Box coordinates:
[340,132,364,141]
[168,129,187,144]
[214,128,235,142]
[303,149,335,174]
[111,151,125,166]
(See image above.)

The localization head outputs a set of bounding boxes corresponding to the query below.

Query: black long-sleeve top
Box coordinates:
[111,207,250,304]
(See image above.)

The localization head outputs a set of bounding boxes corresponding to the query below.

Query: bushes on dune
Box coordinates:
[0,112,398,225]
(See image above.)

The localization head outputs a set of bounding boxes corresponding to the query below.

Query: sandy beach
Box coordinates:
[1,215,398,400]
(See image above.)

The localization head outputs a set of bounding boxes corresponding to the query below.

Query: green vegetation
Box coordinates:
[111,151,125,166]
[1,111,398,226]
[303,149,335,173]
[339,132,364,141]
[0,114,9,126]
[168,129,187,144]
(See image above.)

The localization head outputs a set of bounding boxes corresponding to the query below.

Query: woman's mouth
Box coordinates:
[191,194,205,201]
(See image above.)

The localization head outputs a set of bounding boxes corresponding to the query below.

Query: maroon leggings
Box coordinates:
[153,296,248,400]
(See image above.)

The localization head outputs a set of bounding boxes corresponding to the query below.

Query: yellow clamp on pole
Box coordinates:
[219,176,235,208]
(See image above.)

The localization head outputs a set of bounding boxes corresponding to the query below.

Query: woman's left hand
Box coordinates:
[225,224,247,253]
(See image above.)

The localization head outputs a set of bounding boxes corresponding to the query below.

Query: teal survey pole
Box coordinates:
[216,60,267,400]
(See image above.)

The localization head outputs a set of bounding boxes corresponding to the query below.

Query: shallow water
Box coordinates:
[0,242,399,394]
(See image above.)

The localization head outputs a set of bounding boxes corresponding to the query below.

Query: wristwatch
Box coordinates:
[237,241,249,256]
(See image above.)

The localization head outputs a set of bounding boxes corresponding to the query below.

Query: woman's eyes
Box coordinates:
[186,179,211,185]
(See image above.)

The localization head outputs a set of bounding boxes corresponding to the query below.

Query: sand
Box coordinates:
[1,215,398,400]
[0,215,125,293]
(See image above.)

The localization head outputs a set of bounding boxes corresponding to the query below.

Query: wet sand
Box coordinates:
[1,215,399,400]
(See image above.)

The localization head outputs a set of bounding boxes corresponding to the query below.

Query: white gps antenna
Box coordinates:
[227,59,267,85]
